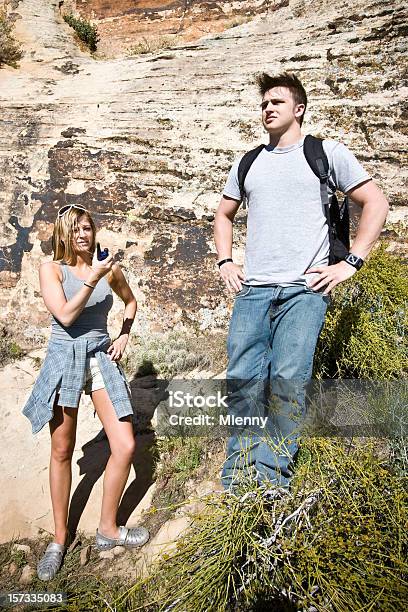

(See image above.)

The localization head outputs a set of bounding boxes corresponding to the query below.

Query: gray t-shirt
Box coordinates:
[223,137,370,286]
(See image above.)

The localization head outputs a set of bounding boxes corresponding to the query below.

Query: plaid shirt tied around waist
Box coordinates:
[22,335,133,434]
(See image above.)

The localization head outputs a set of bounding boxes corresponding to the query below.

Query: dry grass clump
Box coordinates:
[120,437,407,611]
[128,36,180,56]
[225,16,252,28]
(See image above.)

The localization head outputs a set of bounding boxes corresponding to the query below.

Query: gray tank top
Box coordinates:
[50,263,113,340]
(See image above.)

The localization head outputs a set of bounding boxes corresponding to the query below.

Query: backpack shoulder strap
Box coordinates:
[304,135,350,264]
[303,134,330,182]
[304,134,334,259]
[238,144,265,202]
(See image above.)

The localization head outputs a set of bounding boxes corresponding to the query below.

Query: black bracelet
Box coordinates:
[217,258,233,268]
[84,282,95,289]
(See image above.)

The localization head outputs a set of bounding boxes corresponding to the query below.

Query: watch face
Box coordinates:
[347,254,360,266]
[346,254,363,269]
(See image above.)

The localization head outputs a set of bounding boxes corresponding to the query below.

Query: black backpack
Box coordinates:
[237,134,350,265]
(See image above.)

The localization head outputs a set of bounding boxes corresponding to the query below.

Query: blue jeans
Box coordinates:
[222,285,329,488]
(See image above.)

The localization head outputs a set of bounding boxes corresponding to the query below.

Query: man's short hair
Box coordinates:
[256,72,307,125]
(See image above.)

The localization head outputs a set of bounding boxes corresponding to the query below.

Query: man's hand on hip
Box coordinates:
[305,261,357,294]
[219,262,245,293]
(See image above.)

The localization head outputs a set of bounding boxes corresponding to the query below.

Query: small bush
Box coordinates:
[0,12,22,68]
[0,326,24,366]
[63,13,99,53]
[123,438,408,611]
[314,244,408,379]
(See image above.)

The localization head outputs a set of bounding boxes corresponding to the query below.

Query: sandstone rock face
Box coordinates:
[0,0,407,347]
[67,0,286,57]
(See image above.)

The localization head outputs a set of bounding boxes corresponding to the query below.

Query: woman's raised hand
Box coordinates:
[89,252,114,282]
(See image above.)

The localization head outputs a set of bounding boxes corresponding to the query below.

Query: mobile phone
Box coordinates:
[96,242,109,261]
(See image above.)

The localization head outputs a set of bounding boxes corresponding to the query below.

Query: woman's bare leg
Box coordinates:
[49,405,78,545]
[91,388,135,538]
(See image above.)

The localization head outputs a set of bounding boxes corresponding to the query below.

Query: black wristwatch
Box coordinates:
[343,252,364,270]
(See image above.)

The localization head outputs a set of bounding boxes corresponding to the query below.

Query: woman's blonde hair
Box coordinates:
[52,207,96,264]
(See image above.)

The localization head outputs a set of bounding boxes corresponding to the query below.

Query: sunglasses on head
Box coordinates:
[57,204,87,218]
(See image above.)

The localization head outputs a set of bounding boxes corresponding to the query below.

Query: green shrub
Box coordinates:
[314,244,408,379]
[0,326,24,366]
[0,12,22,68]
[122,438,408,611]
[63,13,99,53]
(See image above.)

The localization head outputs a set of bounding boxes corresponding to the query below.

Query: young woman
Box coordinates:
[23,204,149,581]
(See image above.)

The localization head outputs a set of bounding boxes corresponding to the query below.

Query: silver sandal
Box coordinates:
[95,525,150,550]
[37,542,66,581]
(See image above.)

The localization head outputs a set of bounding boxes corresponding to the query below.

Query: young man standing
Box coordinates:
[214,72,389,488]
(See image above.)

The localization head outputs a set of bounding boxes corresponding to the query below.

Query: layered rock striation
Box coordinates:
[0,0,407,343]
[66,0,286,57]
